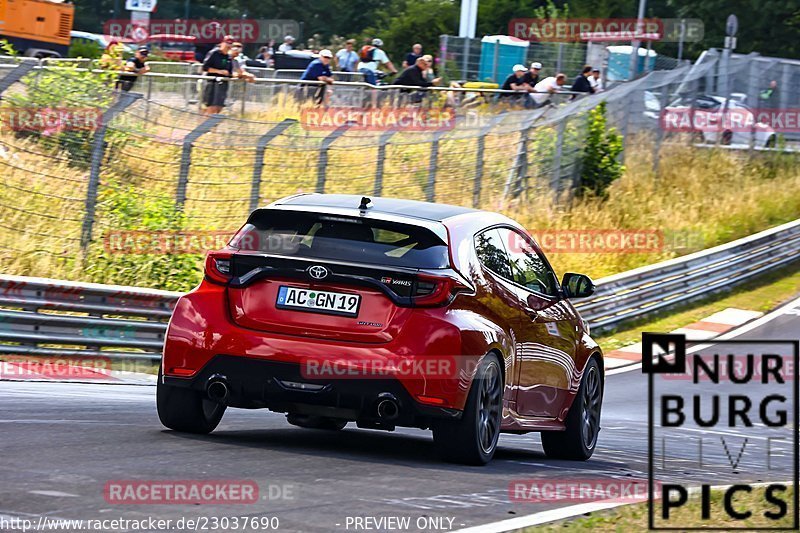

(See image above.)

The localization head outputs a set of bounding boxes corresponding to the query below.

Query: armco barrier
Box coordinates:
[0,219,798,361]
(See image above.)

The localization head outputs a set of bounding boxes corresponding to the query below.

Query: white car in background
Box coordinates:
[646,93,777,147]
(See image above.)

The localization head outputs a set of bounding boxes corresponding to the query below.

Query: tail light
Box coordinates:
[412,273,472,307]
[205,251,232,284]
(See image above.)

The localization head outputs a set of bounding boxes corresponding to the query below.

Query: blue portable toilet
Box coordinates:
[605,45,657,81]
[479,35,529,83]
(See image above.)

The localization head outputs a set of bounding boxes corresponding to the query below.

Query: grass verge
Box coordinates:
[530,484,795,531]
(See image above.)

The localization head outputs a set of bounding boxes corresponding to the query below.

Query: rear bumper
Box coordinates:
[163,355,462,428]
[162,282,480,417]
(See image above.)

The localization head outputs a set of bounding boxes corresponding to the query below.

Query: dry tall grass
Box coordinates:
[1,112,798,290]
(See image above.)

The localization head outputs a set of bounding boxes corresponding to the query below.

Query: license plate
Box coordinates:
[276,286,361,317]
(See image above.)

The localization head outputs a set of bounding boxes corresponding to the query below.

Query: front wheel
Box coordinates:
[541,357,602,460]
[156,366,226,434]
[432,354,503,465]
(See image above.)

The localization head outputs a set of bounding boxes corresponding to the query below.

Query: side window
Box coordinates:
[498,228,558,297]
[474,229,512,280]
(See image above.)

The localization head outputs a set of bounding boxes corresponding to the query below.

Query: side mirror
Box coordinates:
[561,273,595,299]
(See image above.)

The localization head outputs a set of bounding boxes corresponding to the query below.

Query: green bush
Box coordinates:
[579,102,624,198]
[84,180,203,291]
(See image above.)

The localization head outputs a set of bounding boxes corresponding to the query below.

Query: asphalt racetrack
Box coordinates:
[1,298,798,532]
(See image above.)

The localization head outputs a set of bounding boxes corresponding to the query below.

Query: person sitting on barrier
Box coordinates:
[357,38,397,86]
[395,56,441,104]
[300,49,335,105]
[201,36,234,115]
[500,64,532,106]
[117,46,150,92]
[335,39,359,73]
[532,73,567,107]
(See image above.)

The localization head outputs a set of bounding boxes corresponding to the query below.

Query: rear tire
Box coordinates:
[286,414,347,431]
[156,365,226,434]
[432,353,503,465]
[541,357,602,460]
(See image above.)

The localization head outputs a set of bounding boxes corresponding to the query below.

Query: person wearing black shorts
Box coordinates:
[202,36,234,114]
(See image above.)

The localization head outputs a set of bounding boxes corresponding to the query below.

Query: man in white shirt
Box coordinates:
[335,39,359,72]
[532,73,566,106]
[589,67,604,92]
[357,38,397,85]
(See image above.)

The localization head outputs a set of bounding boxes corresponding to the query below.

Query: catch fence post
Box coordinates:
[551,118,567,201]
[426,131,446,202]
[249,119,297,212]
[176,114,224,209]
[373,129,398,197]
[315,123,352,193]
[81,93,141,251]
[473,112,508,208]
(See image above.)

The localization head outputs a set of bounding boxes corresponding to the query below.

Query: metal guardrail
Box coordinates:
[0,219,798,361]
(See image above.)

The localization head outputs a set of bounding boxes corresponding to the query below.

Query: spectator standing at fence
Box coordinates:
[421,54,436,83]
[395,56,441,104]
[522,62,542,88]
[760,80,778,108]
[300,49,334,105]
[589,67,604,92]
[117,46,150,92]
[357,38,397,86]
[500,64,532,106]
[335,39,359,72]
[571,66,595,96]
[532,73,566,107]
[201,36,234,115]
[403,43,423,68]
[230,42,256,82]
[278,36,295,53]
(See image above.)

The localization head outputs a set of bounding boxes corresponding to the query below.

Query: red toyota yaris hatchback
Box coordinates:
[158,194,603,465]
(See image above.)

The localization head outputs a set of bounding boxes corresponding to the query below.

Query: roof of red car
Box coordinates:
[274,194,479,222]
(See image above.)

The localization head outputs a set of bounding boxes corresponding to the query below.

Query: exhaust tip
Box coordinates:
[206,375,229,404]
[376,393,400,420]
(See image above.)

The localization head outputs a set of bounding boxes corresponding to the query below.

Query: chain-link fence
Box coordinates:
[440,35,588,83]
[0,46,797,278]
[0,61,593,275]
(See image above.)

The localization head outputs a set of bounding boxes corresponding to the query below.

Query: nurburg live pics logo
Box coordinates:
[642,332,799,530]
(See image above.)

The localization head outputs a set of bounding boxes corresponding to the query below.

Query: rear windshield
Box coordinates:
[229,210,450,269]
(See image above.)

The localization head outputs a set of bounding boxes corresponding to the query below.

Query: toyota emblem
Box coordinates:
[307,265,329,280]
